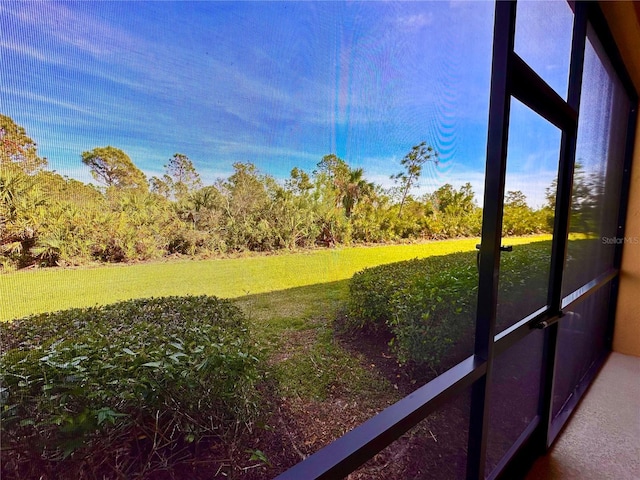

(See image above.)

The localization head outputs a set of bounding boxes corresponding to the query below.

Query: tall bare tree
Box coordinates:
[391,142,438,217]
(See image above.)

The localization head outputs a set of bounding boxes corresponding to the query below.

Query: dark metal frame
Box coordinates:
[275,2,638,479]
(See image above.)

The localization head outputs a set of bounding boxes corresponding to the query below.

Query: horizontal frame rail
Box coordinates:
[561,269,618,310]
[274,356,486,480]
[490,268,619,358]
[509,53,577,132]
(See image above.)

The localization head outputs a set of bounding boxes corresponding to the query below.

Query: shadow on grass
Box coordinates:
[226,238,605,478]
[229,280,411,478]
[236,277,477,478]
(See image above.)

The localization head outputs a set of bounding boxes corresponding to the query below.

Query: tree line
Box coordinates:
[1,113,561,270]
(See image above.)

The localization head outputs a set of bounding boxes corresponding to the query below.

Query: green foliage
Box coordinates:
[347,252,478,368]
[81,146,148,190]
[0,115,561,270]
[546,162,607,235]
[0,169,47,267]
[502,190,549,236]
[347,242,553,370]
[428,183,481,237]
[0,114,47,174]
[150,153,202,201]
[0,296,261,466]
[314,154,353,245]
[270,184,320,249]
[340,168,374,218]
[388,260,477,367]
[347,257,435,330]
[221,162,274,251]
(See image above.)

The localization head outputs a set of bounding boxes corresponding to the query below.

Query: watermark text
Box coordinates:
[601,236,639,245]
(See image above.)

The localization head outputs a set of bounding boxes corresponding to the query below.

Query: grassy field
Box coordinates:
[0,236,551,321]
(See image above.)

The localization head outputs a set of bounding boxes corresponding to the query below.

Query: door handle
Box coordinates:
[476,244,513,271]
[474,244,513,252]
[533,311,564,329]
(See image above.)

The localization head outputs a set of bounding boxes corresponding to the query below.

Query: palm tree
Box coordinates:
[342,168,374,218]
[0,170,46,256]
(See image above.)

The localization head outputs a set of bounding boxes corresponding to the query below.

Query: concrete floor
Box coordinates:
[526,352,640,480]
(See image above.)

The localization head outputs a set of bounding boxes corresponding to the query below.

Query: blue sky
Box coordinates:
[1,1,575,207]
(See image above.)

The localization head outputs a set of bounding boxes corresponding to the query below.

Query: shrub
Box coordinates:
[348,260,415,329]
[346,252,477,369]
[346,252,475,331]
[0,296,260,475]
[387,258,478,367]
[346,242,553,370]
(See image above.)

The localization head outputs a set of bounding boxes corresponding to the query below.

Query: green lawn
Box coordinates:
[0,236,550,321]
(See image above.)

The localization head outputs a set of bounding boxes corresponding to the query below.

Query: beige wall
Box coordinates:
[601,2,640,356]
[614,118,640,356]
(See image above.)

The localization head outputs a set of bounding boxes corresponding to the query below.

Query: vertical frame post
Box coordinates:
[466,2,516,478]
[539,1,588,450]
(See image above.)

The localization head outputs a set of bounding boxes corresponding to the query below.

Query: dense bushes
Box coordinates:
[347,252,478,369]
[1,112,557,270]
[0,159,546,271]
[0,296,261,477]
[346,241,553,370]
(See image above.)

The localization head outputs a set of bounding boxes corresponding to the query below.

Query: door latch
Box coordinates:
[476,244,513,271]
[534,311,564,329]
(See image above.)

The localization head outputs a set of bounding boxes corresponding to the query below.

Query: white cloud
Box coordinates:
[0,39,48,62]
[214,140,322,162]
[0,85,94,116]
[394,13,434,31]
[4,2,138,59]
[1,0,501,198]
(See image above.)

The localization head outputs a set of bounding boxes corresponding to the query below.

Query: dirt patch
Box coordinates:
[241,323,471,479]
[333,316,439,394]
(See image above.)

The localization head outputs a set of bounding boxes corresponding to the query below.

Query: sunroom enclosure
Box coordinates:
[276,2,638,479]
